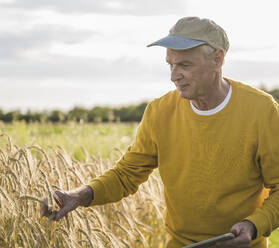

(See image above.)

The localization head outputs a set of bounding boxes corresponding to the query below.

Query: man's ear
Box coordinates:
[213,49,225,67]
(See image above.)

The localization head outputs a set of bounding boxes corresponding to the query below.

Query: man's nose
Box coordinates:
[171,66,183,82]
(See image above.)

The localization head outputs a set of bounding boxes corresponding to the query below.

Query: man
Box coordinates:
[41,17,279,248]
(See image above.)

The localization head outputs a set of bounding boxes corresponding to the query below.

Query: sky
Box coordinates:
[0,0,279,111]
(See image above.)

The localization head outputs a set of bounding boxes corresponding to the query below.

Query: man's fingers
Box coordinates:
[40,198,52,217]
[230,225,241,237]
[41,190,78,221]
[214,232,250,248]
[40,190,65,218]
[53,190,64,208]
[54,206,70,221]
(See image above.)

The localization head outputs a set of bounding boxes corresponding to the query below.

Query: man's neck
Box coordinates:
[191,78,230,111]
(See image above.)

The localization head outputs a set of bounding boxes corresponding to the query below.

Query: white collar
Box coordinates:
[190,84,232,116]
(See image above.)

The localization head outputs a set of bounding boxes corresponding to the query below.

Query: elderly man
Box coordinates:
[41,17,279,248]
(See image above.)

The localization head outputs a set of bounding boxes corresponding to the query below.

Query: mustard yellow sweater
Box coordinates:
[88,79,279,248]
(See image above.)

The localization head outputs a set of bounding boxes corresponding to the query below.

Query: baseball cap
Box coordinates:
[147,16,229,52]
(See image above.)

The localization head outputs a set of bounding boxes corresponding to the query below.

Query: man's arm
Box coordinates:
[243,98,279,238]
[209,98,279,248]
[87,102,158,206]
[41,102,158,220]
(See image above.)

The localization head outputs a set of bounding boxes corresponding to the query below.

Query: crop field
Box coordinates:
[0,121,278,247]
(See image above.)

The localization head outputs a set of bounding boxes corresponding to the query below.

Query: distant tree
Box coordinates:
[259,84,279,103]
[31,112,47,123]
[48,110,65,123]
[133,102,148,122]
[18,111,32,123]
[88,106,114,123]
[269,89,279,103]
[113,106,132,122]
[2,111,20,123]
[7,110,46,123]
[113,102,147,122]
[66,107,88,123]
[0,109,4,121]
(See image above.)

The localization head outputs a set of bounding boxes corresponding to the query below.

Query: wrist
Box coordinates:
[243,220,257,240]
[71,186,94,207]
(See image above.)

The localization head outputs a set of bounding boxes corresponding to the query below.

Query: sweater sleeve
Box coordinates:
[87,102,158,206]
[245,98,279,238]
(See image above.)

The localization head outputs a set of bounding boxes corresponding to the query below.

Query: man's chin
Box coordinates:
[178,90,191,100]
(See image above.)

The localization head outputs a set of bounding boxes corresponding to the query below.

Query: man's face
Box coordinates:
[166,46,217,100]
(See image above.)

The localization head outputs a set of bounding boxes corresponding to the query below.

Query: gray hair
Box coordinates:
[200,44,226,65]
[200,44,216,59]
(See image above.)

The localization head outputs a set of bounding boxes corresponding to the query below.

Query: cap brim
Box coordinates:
[147,35,206,50]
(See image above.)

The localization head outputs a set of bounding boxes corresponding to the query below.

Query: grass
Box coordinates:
[0,121,137,161]
[0,121,278,247]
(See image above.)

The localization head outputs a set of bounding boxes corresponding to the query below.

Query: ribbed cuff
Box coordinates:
[243,220,257,240]
[86,179,106,206]
[244,213,270,239]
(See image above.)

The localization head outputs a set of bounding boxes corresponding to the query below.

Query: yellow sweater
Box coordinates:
[88,79,279,248]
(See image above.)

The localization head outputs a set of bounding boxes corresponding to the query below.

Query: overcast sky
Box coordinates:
[0,0,279,111]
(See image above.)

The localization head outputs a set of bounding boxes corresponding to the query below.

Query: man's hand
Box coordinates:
[210,221,256,248]
[40,185,94,221]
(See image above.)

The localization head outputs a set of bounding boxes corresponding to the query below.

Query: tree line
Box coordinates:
[0,102,148,123]
[1,88,278,124]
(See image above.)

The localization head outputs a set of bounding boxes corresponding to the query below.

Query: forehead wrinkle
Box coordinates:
[166,46,206,65]
[166,60,193,66]
[166,54,194,64]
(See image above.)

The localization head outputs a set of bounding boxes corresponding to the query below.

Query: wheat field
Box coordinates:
[0,122,278,247]
[0,132,166,247]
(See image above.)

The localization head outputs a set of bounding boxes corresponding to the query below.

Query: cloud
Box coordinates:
[0,55,168,82]
[229,44,277,53]
[0,25,97,59]
[0,0,188,15]
[0,77,173,111]
[224,60,279,87]
[1,51,279,90]
[0,49,278,87]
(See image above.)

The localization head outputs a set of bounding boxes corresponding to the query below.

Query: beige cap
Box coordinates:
[147,16,229,52]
